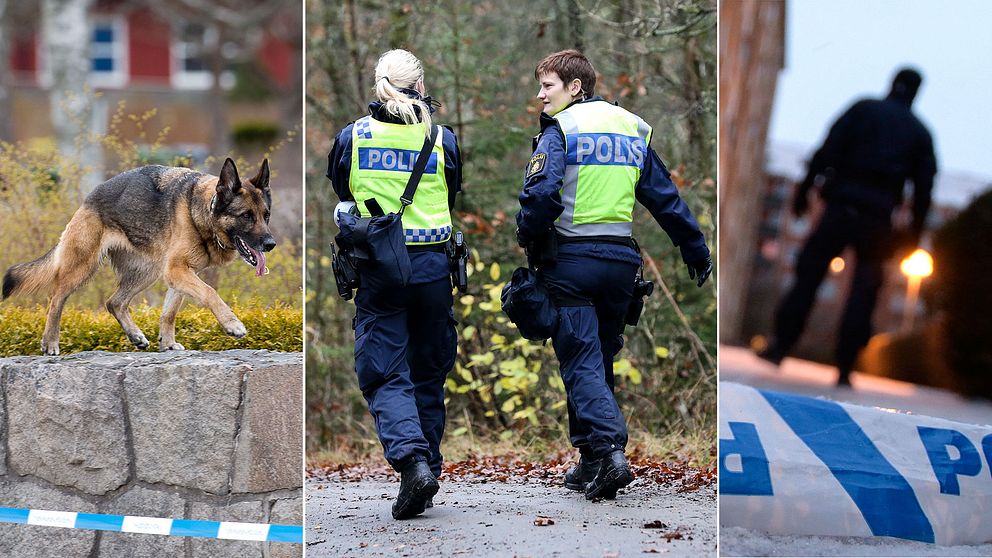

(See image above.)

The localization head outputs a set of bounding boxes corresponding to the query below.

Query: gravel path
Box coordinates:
[306,477,716,557]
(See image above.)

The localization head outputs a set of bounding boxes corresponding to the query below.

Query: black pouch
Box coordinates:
[332,125,439,288]
[335,209,411,287]
[365,211,412,286]
[501,266,556,341]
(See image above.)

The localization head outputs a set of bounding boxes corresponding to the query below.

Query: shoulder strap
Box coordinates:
[398,124,439,214]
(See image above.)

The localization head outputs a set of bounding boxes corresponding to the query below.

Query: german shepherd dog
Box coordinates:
[2,158,275,355]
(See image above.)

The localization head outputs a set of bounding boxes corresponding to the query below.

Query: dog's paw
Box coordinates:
[129,332,150,350]
[224,320,247,339]
[41,341,60,356]
[159,342,185,351]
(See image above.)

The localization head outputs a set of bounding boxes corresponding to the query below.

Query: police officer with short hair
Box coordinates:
[760,68,937,386]
[327,49,462,520]
[517,50,712,499]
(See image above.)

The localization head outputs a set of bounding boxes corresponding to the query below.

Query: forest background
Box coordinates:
[306,0,717,466]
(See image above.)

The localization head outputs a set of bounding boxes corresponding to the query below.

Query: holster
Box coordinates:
[446,230,469,293]
[330,241,360,300]
[525,228,558,269]
[625,244,654,326]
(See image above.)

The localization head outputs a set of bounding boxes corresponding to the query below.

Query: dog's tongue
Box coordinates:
[249,246,267,277]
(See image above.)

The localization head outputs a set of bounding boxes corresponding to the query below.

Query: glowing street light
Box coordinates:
[830,257,845,273]
[900,249,933,279]
[900,248,934,333]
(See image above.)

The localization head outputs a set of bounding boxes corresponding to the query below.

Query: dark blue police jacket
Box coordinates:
[516,97,709,266]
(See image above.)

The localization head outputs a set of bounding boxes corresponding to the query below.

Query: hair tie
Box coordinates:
[377,76,391,84]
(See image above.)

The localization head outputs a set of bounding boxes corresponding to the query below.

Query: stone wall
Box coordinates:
[0,350,303,557]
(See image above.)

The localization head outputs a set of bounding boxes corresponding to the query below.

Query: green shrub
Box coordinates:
[932,187,992,398]
[232,120,280,149]
[0,304,302,357]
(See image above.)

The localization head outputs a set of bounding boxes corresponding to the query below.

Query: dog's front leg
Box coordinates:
[163,264,247,339]
[158,288,187,350]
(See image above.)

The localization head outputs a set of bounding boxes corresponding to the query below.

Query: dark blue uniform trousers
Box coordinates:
[354,274,456,476]
[542,251,638,458]
[774,203,893,372]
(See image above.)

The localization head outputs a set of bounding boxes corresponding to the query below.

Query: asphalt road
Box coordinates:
[306,477,716,557]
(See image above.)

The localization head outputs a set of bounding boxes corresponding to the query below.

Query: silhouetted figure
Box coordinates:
[760,68,937,386]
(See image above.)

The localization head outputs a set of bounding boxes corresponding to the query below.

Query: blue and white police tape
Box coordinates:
[0,507,302,543]
[720,382,992,545]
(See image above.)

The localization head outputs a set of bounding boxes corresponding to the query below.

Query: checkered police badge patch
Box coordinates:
[526,153,547,178]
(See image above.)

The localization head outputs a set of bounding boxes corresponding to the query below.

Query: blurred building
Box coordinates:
[718,0,787,344]
[4,0,296,158]
[740,142,987,364]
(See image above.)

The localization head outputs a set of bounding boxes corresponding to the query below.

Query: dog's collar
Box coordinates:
[209,195,229,250]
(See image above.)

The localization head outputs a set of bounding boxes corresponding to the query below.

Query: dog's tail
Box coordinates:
[3,247,57,300]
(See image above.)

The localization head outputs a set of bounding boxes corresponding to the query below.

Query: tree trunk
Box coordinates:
[682,36,707,177]
[207,26,229,155]
[0,0,12,141]
[568,0,584,51]
[43,0,101,192]
[344,0,364,106]
[449,0,465,142]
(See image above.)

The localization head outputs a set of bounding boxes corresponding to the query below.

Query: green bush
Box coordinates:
[932,187,992,398]
[0,303,302,357]
[232,120,280,149]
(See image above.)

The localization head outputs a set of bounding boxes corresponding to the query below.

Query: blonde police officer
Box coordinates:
[327,49,462,520]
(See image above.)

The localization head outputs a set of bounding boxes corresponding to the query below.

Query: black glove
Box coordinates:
[687,256,712,288]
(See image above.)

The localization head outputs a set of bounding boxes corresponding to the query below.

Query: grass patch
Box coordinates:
[0,303,302,356]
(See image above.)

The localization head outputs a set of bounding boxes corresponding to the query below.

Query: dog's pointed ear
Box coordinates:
[249,158,270,190]
[214,158,241,212]
[217,158,242,196]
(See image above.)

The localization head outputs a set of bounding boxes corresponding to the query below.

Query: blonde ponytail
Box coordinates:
[373,49,433,137]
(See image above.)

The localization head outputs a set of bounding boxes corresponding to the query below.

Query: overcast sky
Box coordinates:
[769,0,992,184]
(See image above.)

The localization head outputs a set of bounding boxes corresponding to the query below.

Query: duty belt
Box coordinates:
[406,243,446,253]
[555,234,636,249]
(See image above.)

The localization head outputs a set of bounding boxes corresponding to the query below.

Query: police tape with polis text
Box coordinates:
[721,382,992,545]
[330,126,468,300]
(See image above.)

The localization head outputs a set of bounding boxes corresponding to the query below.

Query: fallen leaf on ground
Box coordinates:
[307,448,716,493]
[533,516,555,526]
[643,520,667,529]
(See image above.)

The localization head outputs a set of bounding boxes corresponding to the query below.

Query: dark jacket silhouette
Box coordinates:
[768,68,938,384]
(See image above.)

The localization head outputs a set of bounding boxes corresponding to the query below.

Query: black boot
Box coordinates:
[756,342,785,366]
[564,455,601,491]
[585,450,633,500]
[391,460,439,520]
[836,368,852,387]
